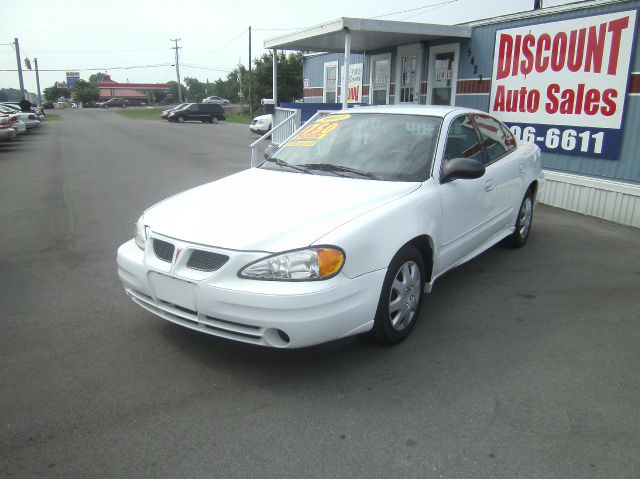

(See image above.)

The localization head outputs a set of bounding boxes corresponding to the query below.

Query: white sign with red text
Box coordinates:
[490,10,636,129]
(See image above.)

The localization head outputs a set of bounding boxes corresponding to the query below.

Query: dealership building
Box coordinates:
[265,0,640,227]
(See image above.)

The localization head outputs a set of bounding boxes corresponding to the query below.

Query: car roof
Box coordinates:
[339,104,483,118]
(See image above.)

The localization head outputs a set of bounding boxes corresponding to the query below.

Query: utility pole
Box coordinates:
[14,38,25,100]
[34,58,42,107]
[171,38,183,103]
[248,26,252,119]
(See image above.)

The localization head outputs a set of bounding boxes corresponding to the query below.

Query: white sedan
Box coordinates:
[117,106,543,348]
[202,96,230,106]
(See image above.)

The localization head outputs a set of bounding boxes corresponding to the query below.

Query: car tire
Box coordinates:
[176,116,185,123]
[502,189,534,249]
[211,116,219,124]
[369,245,425,345]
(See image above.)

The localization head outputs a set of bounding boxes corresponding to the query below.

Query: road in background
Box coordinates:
[1,109,639,478]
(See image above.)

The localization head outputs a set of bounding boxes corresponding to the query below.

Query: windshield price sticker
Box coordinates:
[317,114,351,123]
[294,122,339,141]
[286,140,318,147]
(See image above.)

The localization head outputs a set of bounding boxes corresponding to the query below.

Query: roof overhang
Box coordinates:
[264,17,471,52]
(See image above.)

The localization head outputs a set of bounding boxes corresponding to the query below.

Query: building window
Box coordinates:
[323,61,338,103]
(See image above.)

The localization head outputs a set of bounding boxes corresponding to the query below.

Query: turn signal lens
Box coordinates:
[317,248,344,277]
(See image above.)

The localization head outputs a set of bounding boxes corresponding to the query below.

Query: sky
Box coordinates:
[1,0,581,93]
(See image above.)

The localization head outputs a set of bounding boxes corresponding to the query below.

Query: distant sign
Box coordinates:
[489,10,637,159]
[56,82,68,90]
[66,71,80,90]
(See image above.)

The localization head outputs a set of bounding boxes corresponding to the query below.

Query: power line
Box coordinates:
[402,0,459,20]
[183,29,247,62]
[0,63,173,72]
[372,0,459,19]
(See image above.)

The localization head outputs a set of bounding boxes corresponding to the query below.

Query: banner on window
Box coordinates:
[489,10,637,159]
[340,63,364,103]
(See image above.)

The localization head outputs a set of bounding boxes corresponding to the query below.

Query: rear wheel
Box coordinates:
[369,245,425,345]
[502,190,534,248]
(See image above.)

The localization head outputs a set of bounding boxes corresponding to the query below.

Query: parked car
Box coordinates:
[161,103,188,119]
[202,96,230,106]
[96,98,129,108]
[167,103,225,123]
[0,105,40,129]
[1,102,45,118]
[249,114,272,135]
[0,115,16,142]
[117,106,543,349]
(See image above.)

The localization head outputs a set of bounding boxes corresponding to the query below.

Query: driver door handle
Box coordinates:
[485,179,495,192]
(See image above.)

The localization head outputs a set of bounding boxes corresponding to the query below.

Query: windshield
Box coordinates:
[261,113,441,182]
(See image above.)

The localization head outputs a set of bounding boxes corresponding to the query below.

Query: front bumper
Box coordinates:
[0,128,15,141]
[117,237,384,348]
[249,124,269,134]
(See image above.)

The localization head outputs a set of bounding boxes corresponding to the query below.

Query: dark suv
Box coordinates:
[168,103,225,123]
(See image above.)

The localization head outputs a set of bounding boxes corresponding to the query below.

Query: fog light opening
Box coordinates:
[277,329,290,344]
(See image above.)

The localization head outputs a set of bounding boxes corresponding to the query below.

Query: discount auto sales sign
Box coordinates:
[489,9,637,159]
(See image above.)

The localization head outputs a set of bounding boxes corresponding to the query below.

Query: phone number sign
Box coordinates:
[489,9,637,159]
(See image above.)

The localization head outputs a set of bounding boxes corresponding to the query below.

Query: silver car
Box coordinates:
[202,96,229,106]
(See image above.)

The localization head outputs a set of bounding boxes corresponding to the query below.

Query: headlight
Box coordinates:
[134,215,147,249]
[239,247,345,281]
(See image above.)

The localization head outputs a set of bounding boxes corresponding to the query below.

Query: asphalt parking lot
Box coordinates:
[1,108,639,478]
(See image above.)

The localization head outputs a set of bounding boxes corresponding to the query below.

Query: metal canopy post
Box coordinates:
[342,29,350,109]
[272,49,278,106]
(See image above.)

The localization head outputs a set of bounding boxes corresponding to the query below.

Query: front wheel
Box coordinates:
[176,116,185,123]
[211,116,219,124]
[369,245,425,345]
[502,190,534,248]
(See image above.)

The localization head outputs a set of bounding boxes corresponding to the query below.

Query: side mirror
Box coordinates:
[441,157,485,183]
[264,143,279,159]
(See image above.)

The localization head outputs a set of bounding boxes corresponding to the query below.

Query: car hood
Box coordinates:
[252,114,272,122]
[144,168,420,252]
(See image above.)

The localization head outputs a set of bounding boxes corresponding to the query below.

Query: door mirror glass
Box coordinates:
[441,157,485,183]
[264,143,279,159]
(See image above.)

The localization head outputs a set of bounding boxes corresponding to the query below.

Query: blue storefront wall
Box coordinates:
[301,1,640,183]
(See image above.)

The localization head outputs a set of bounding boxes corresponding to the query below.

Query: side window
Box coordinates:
[501,123,517,150]
[443,115,483,162]
[473,115,512,164]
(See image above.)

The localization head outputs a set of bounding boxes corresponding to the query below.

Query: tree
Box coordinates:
[72,80,99,105]
[167,81,186,103]
[240,52,303,113]
[43,85,70,102]
[88,72,109,84]
[184,77,207,102]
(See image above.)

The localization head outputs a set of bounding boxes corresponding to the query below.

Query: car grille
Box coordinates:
[153,239,175,262]
[187,250,229,272]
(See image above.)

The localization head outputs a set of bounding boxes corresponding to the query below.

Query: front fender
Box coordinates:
[314,182,442,279]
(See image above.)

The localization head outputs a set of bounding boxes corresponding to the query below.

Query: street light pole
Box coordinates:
[14,38,25,100]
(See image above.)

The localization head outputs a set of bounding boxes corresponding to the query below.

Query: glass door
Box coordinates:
[395,44,422,104]
[369,54,391,105]
[428,43,459,106]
